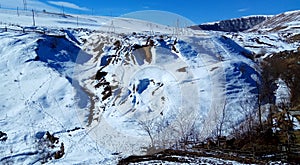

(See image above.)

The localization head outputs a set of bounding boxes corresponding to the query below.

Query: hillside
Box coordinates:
[191,10,300,55]
[220,11,300,55]
[1,8,300,164]
[249,10,300,34]
[0,8,173,34]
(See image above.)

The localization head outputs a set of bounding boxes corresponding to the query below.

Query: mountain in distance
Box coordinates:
[191,10,300,55]
[191,9,300,35]
[249,10,300,34]
[190,15,269,32]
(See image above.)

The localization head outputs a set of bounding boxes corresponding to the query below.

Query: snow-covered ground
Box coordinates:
[0,31,109,164]
[74,29,260,158]
[250,10,300,34]
[0,8,176,34]
[220,10,300,55]
[0,8,276,164]
[224,32,299,55]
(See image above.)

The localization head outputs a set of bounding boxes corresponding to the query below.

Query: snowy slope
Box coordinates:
[0,31,114,164]
[0,9,184,164]
[190,10,300,56]
[77,30,259,157]
[0,8,174,34]
[0,9,260,164]
[225,32,299,55]
[224,10,300,55]
[249,10,300,33]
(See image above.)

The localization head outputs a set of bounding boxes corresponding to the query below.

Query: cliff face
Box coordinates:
[191,16,268,32]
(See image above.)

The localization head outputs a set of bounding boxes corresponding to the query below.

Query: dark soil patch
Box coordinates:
[118,149,267,165]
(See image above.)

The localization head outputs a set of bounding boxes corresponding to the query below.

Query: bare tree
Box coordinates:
[275,93,295,151]
[216,100,227,138]
[172,108,199,150]
[252,73,263,131]
[138,119,156,148]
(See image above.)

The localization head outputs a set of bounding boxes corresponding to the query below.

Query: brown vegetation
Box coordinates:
[287,34,300,43]
[263,49,300,108]
[118,149,268,165]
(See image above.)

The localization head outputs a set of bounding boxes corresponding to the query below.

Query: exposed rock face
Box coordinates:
[191,16,268,32]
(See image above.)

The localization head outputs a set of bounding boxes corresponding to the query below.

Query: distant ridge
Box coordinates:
[190,16,269,32]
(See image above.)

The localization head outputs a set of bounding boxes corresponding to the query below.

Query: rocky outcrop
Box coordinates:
[191,16,268,32]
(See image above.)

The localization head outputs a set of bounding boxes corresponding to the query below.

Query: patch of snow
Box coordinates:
[275,78,290,105]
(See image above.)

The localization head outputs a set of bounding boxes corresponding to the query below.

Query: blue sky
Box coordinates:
[1,0,300,25]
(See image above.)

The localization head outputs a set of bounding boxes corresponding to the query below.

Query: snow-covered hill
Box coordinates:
[0,8,174,34]
[77,30,259,156]
[0,8,282,164]
[249,10,300,34]
[224,32,299,55]
[215,11,300,55]
[0,31,110,164]
[191,10,300,55]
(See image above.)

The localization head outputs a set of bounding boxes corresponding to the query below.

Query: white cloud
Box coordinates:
[48,1,89,11]
[238,8,249,12]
